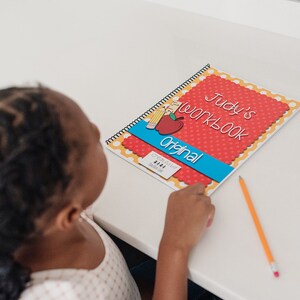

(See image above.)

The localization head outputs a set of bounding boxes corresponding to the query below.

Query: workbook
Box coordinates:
[106,64,300,194]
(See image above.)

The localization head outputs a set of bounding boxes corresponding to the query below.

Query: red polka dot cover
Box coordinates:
[106,64,300,194]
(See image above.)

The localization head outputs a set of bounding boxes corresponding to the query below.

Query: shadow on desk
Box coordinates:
[108,232,223,300]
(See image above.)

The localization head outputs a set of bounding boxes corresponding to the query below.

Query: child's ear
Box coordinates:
[55,202,83,231]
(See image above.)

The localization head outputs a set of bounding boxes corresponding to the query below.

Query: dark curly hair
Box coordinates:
[0,87,72,300]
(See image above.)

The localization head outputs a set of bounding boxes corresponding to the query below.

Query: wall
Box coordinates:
[145,0,300,39]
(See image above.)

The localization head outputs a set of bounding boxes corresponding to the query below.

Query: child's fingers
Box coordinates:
[198,195,211,204]
[206,204,215,228]
[182,183,205,195]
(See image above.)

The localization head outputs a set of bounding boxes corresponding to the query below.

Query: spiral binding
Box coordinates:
[106,63,210,144]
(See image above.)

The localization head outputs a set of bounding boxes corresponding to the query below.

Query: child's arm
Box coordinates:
[153,183,215,300]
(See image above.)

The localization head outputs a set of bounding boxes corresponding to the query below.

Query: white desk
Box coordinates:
[0,1,299,299]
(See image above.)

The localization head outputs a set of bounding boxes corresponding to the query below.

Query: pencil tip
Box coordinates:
[239,175,243,180]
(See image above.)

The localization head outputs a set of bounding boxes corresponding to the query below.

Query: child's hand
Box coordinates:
[160,183,215,256]
[154,183,215,300]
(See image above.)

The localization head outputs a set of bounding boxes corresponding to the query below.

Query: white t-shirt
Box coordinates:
[20,216,141,300]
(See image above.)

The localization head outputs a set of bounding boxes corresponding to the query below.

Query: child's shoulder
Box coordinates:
[20,215,141,300]
[20,275,83,300]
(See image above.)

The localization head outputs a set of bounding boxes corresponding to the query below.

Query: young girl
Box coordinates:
[0,86,215,300]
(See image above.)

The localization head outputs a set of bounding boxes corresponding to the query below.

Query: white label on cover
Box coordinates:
[140,151,181,179]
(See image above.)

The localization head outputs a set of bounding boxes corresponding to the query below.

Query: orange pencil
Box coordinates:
[239,176,279,278]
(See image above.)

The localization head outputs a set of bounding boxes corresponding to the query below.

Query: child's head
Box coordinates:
[0,86,108,300]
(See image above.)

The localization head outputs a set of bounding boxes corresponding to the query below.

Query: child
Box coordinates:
[0,86,215,300]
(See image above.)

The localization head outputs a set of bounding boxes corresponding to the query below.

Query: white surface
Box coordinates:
[146,0,300,39]
[0,1,299,299]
